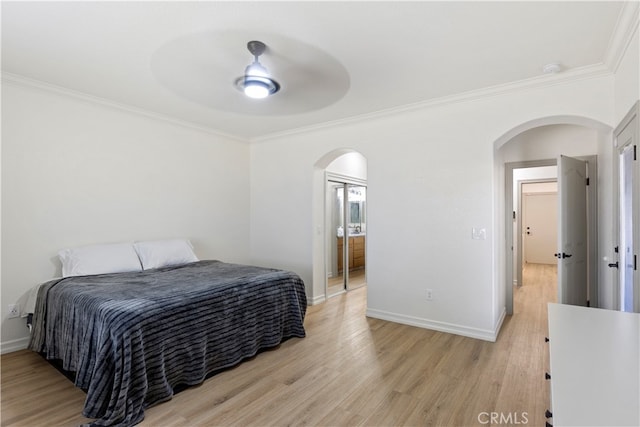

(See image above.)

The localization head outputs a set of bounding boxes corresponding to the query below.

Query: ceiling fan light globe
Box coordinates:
[244,82,270,99]
[235,74,280,98]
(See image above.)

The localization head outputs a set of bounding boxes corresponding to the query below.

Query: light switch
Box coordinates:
[472,227,487,240]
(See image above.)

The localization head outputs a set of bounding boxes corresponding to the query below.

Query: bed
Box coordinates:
[28,258,307,427]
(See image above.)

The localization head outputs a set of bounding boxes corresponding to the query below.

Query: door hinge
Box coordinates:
[513,211,516,220]
[586,177,590,186]
[634,145,637,161]
[587,300,590,307]
[635,254,638,271]
[615,246,619,253]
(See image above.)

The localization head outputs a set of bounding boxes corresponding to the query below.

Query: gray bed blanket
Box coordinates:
[29,260,307,426]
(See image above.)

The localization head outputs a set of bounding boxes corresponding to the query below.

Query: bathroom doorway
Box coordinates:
[326,177,367,297]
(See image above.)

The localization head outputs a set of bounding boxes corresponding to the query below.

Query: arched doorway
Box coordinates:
[313,149,368,303]
[494,117,613,315]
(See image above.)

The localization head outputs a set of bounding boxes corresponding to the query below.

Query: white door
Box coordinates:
[523,192,558,265]
[557,155,589,306]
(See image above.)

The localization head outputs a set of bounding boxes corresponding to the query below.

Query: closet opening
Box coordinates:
[326,178,367,297]
[314,149,367,304]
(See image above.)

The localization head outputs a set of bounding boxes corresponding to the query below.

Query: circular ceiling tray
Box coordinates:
[151,31,350,116]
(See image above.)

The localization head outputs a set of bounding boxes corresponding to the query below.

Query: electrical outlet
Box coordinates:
[426,289,433,301]
[7,304,20,318]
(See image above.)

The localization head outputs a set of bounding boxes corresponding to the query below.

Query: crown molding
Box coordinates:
[6,0,636,147]
[603,1,640,73]
[253,2,639,144]
[252,62,613,143]
[1,72,248,144]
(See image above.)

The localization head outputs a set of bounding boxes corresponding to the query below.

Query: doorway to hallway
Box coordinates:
[505,156,598,314]
[518,181,559,312]
[512,167,559,314]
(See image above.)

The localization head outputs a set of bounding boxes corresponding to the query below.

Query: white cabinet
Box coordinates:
[547,303,640,426]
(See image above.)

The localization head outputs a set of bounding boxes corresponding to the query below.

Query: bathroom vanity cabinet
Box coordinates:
[337,235,365,273]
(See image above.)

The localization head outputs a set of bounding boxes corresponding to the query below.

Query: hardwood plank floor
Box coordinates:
[1,263,557,426]
[327,268,366,297]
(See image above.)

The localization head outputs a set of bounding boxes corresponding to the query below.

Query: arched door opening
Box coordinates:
[312,149,367,303]
[495,118,612,315]
[326,178,367,297]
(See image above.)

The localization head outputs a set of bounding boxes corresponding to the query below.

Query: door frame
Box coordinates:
[505,156,598,314]
[613,101,639,312]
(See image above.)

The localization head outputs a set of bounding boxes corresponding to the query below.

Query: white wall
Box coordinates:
[1,81,251,352]
[514,167,558,199]
[250,76,615,342]
[326,152,367,179]
[614,22,639,124]
[501,125,601,163]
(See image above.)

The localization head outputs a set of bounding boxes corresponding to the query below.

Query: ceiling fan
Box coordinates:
[150,31,349,115]
[234,40,280,99]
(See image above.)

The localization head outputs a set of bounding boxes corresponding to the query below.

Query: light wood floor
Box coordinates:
[327,268,366,297]
[1,263,557,426]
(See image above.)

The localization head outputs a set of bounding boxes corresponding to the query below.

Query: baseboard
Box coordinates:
[308,294,326,306]
[1,337,29,354]
[493,307,507,340]
[366,308,501,342]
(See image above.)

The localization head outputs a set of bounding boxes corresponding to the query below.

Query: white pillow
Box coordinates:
[133,239,199,270]
[58,242,142,278]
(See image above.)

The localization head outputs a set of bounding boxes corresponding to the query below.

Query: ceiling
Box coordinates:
[1,1,631,141]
